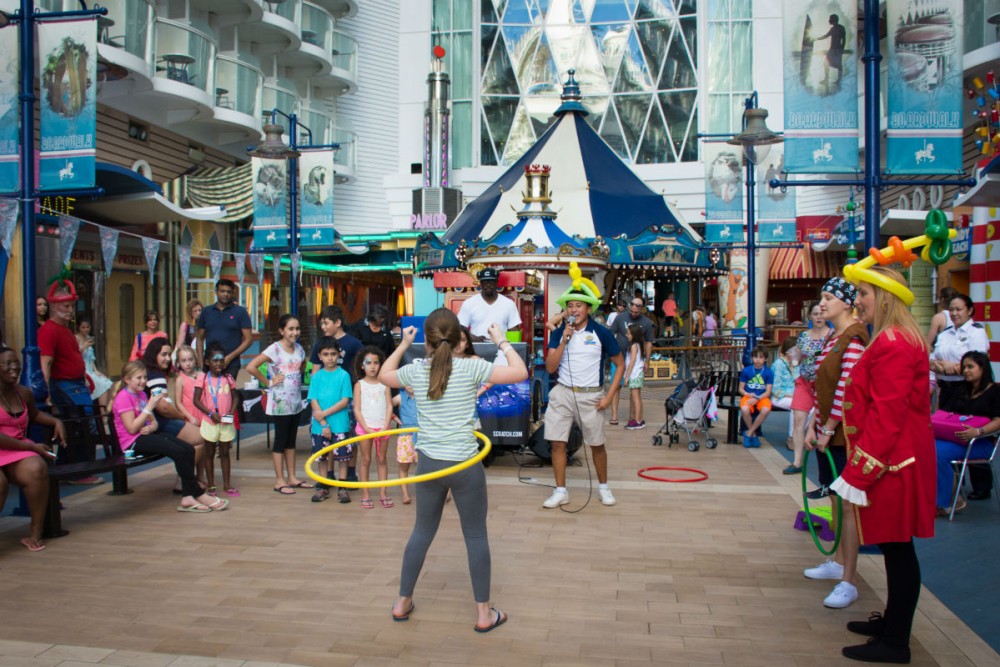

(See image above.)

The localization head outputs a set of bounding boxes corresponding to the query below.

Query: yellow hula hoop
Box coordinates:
[304,427,492,489]
[842,229,957,305]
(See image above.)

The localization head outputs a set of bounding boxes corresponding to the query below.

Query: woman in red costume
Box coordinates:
[832,265,935,664]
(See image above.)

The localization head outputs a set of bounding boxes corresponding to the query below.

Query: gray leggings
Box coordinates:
[399,453,491,602]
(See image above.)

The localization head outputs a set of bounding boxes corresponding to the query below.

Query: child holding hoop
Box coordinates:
[380,309,527,632]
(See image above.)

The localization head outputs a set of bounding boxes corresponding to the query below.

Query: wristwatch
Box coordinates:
[819,426,836,436]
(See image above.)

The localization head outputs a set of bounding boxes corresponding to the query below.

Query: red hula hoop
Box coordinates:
[637,466,709,483]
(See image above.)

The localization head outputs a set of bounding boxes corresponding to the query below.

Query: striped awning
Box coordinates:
[183,163,252,223]
[769,246,843,281]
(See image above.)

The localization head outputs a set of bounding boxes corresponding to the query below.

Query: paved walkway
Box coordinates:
[0,391,997,667]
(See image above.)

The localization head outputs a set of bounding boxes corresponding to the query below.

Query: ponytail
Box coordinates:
[427,340,453,400]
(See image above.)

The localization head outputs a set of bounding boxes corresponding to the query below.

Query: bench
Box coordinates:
[714,368,792,445]
[42,411,164,538]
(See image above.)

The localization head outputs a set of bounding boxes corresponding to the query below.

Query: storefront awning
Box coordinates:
[769,246,841,281]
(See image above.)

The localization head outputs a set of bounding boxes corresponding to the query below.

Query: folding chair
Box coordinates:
[948,433,1000,520]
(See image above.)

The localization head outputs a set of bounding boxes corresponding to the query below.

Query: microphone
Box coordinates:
[567,315,577,325]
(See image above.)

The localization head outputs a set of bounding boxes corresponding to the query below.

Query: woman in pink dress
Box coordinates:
[0,346,68,552]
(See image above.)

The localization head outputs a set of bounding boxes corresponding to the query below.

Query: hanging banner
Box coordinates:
[719,250,749,332]
[251,157,289,249]
[234,253,246,285]
[249,253,265,287]
[272,254,281,286]
[782,0,859,173]
[99,226,119,277]
[142,237,160,284]
[290,252,301,286]
[757,146,798,243]
[38,19,98,191]
[59,214,81,266]
[886,0,964,175]
[210,249,224,282]
[0,30,18,193]
[703,142,744,244]
[178,246,192,285]
[0,197,18,257]
[298,150,335,247]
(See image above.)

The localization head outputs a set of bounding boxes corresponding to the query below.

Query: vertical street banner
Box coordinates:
[38,19,97,191]
[756,145,797,243]
[782,0,859,173]
[297,150,335,247]
[703,142,744,244]
[0,28,18,193]
[252,157,289,249]
[886,0,964,174]
[719,250,749,332]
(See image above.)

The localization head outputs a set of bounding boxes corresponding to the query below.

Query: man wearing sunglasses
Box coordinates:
[608,297,654,428]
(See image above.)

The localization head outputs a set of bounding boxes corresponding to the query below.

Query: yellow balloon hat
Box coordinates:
[557,262,603,309]
[842,209,955,305]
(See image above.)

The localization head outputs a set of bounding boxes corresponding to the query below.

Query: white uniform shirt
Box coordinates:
[457,293,522,338]
[930,319,990,381]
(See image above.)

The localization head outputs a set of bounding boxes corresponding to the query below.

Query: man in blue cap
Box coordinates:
[458,267,522,342]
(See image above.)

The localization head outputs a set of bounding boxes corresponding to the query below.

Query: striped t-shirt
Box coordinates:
[396,356,494,461]
[815,333,866,420]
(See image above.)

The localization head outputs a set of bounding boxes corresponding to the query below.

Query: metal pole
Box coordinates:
[744,96,757,358]
[862,0,882,250]
[18,0,43,397]
[288,114,299,316]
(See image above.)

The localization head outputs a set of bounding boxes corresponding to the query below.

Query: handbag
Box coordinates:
[930,410,989,443]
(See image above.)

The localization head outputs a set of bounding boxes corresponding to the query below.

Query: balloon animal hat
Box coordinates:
[842,209,955,306]
[556,261,603,309]
[45,267,78,303]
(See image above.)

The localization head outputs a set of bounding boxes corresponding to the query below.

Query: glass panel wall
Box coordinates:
[216,56,263,117]
[155,20,216,94]
[300,107,332,146]
[706,0,752,135]
[330,30,358,78]
[302,2,334,51]
[331,126,356,173]
[262,82,301,123]
[93,0,155,60]
[431,0,473,168]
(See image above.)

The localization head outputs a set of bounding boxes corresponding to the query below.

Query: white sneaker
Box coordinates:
[804,559,845,580]
[543,489,569,508]
[823,581,858,609]
[598,488,617,506]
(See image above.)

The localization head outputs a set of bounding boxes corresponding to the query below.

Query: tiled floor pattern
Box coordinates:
[0,392,997,667]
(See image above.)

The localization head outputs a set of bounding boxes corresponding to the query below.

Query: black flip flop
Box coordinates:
[474,608,507,633]
[391,602,414,622]
[273,485,296,495]
[291,481,314,489]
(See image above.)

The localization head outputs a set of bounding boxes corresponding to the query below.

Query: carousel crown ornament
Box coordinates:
[842,209,955,305]
[556,261,603,309]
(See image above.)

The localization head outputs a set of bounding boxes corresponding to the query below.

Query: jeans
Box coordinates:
[50,378,95,466]
[934,438,995,507]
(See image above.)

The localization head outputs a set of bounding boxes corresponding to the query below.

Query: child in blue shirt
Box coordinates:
[307,337,354,503]
[738,346,774,448]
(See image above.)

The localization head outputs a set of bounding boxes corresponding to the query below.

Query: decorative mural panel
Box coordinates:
[481,0,698,165]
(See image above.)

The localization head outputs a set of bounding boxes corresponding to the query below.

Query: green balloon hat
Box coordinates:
[556,262,603,309]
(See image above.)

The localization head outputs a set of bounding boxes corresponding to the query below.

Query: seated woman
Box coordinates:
[0,346,67,551]
[113,360,226,513]
[934,350,1000,515]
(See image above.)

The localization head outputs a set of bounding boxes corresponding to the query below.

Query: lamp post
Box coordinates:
[248,109,339,316]
[726,92,783,356]
[4,0,106,396]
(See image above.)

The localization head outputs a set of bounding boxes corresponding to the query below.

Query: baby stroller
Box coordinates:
[652,373,719,451]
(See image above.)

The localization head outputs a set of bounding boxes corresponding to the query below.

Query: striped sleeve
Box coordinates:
[831,338,866,420]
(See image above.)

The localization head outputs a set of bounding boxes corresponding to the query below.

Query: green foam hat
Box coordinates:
[556,262,603,309]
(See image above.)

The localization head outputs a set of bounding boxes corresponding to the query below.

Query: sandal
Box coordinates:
[361,498,374,509]
[609,419,619,426]
[379,497,394,509]
[392,602,415,622]
[291,481,314,489]
[474,608,508,633]
[177,504,212,513]
[206,486,217,496]
[273,485,296,495]
[20,537,46,552]
[206,498,229,511]
[225,488,240,498]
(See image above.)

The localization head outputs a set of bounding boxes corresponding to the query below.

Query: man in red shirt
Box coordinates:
[39,285,100,483]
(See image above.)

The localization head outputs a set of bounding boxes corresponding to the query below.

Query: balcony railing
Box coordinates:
[154,20,216,95]
[299,107,332,145]
[330,29,357,78]
[331,126,356,173]
[265,0,301,24]
[215,57,263,118]
[302,2,334,52]
[262,83,302,123]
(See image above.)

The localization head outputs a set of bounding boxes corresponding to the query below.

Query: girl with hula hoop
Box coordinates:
[379,309,527,633]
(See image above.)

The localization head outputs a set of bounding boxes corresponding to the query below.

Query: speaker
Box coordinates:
[528,424,582,463]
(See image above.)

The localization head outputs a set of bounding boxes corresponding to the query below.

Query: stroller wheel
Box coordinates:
[688,441,699,452]
[652,435,663,447]
[706,438,718,449]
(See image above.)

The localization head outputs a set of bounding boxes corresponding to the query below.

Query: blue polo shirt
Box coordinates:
[549,318,620,387]
[196,302,251,355]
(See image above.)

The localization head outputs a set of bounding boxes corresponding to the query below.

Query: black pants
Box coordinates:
[133,433,203,497]
[272,413,301,452]
[878,541,921,647]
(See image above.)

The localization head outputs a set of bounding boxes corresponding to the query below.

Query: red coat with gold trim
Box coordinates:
[840,328,935,544]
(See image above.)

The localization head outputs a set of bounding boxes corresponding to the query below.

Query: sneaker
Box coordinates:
[338,489,351,504]
[625,420,639,429]
[847,612,885,637]
[805,485,831,500]
[542,489,569,508]
[824,581,859,609]
[635,420,646,430]
[311,489,330,503]
[842,637,910,664]
[742,434,751,447]
[782,464,803,475]
[804,559,844,580]
[598,488,616,506]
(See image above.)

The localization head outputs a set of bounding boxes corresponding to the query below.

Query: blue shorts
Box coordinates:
[311,432,352,462]
[160,418,185,437]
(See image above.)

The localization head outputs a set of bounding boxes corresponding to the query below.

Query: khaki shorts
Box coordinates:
[200,419,236,443]
[544,384,606,446]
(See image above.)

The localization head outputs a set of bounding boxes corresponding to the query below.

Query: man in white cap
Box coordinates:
[458,267,522,341]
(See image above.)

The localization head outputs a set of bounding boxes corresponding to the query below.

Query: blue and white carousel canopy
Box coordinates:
[443,112,688,244]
